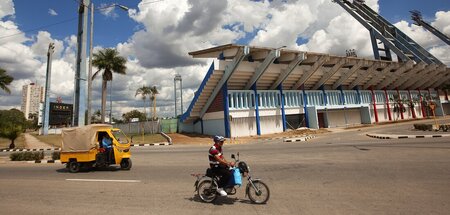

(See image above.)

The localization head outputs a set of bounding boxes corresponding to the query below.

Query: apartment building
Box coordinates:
[21,83,44,120]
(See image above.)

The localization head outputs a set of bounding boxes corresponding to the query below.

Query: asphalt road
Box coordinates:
[1,123,450,214]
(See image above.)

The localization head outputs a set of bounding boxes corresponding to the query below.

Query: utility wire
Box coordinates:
[0,17,78,40]
[0,0,163,41]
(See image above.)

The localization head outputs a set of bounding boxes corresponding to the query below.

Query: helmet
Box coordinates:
[213,135,225,142]
[238,161,249,173]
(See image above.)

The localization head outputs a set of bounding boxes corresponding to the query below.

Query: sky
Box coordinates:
[0,0,449,119]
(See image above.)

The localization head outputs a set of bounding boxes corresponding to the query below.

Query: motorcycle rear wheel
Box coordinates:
[248,180,270,204]
[197,180,218,203]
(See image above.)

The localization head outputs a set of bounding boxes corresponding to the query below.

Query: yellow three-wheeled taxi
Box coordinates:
[60,124,132,173]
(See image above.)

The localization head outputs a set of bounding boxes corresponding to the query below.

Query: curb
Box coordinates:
[130,142,171,147]
[0,148,60,153]
[283,135,316,142]
[366,133,450,139]
[160,132,172,145]
[1,142,172,153]
[27,160,61,164]
[238,135,316,143]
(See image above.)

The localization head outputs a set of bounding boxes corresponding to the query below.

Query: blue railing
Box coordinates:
[180,62,215,122]
[228,90,254,109]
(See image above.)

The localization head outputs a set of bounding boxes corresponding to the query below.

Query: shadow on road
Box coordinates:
[187,195,264,205]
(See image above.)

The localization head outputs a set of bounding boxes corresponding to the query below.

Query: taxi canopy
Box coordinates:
[61,124,113,152]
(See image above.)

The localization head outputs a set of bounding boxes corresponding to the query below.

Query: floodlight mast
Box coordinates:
[410,10,450,45]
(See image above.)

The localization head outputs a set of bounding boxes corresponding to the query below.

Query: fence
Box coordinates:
[161,119,178,133]
[114,121,160,134]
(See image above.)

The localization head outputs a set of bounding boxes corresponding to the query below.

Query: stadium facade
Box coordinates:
[179,44,450,137]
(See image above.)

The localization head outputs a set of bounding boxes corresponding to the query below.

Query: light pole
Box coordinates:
[87,1,94,125]
[43,43,55,135]
[73,0,89,127]
[174,74,183,118]
[87,2,129,124]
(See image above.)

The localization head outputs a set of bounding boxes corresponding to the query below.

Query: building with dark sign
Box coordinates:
[49,102,73,126]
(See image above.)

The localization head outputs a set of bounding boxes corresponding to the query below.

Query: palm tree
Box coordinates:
[150,86,159,120]
[0,68,13,94]
[135,85,151,119]
[92,48,127,123]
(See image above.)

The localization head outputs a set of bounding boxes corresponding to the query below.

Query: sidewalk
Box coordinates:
[23,133,53,149]
[363,117,450,139]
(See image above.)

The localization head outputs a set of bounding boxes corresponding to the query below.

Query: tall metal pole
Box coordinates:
[73,0,89,126]
[174,76,177,117]
[43,43,55,135]
[174,74,182,117]
[180,76,183,114]
[87,1,94,124]
[110,79,113,123]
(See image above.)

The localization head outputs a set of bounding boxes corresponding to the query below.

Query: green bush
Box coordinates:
[52,151,60,160]
[10,151,44,161]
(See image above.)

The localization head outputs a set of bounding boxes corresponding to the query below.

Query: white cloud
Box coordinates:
[0,0,14,18]
[48,8,58,16]
[395,21,441,49]
[251,2,316,48]
[0,20,29,44]
[30,31,64,59]
[433,11,450,35]
[429,46,450,65]
[99,3,118,19]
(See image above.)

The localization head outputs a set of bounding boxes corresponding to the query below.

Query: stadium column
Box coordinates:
[278,84,286,131]
[337,86,345,105]
[320,85,328,128]
[418,89,426,118]
[252,84,261,136]
[353,86,361,104]
[396,88,404,120]
[384,87,392,121]
[370,86,379,123]
[338,85,348,126]
[222,81,230,138]
[407,90,416,119]
[302,85,309,128]
[320,85,327,105]
[445,89,449,101]
[201,119,204,134]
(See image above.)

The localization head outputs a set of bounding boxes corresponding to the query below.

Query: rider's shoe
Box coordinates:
[216,188,228,196]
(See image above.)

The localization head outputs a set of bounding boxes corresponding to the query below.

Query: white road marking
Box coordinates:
[66,179,141,183]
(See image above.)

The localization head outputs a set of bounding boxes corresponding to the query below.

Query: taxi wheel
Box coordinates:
[68,161,80,173]
[120,159,132,170]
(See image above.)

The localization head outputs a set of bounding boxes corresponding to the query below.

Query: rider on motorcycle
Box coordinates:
[208,135,235,196]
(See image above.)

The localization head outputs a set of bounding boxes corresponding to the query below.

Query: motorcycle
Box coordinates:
[192,153,270,204]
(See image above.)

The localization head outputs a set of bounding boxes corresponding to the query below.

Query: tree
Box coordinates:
[92,48,127,123]
[26,113,39,131]
[0,68,13,94]
[135,85,151,119]
[0,109,27,149]
[150,85,159,120]
[122,110,146,123]
[91,109,102,123]
[112,117,124,124]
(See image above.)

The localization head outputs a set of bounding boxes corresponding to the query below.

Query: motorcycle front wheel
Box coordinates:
[247,180,270,204]
[197,179,218,203]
